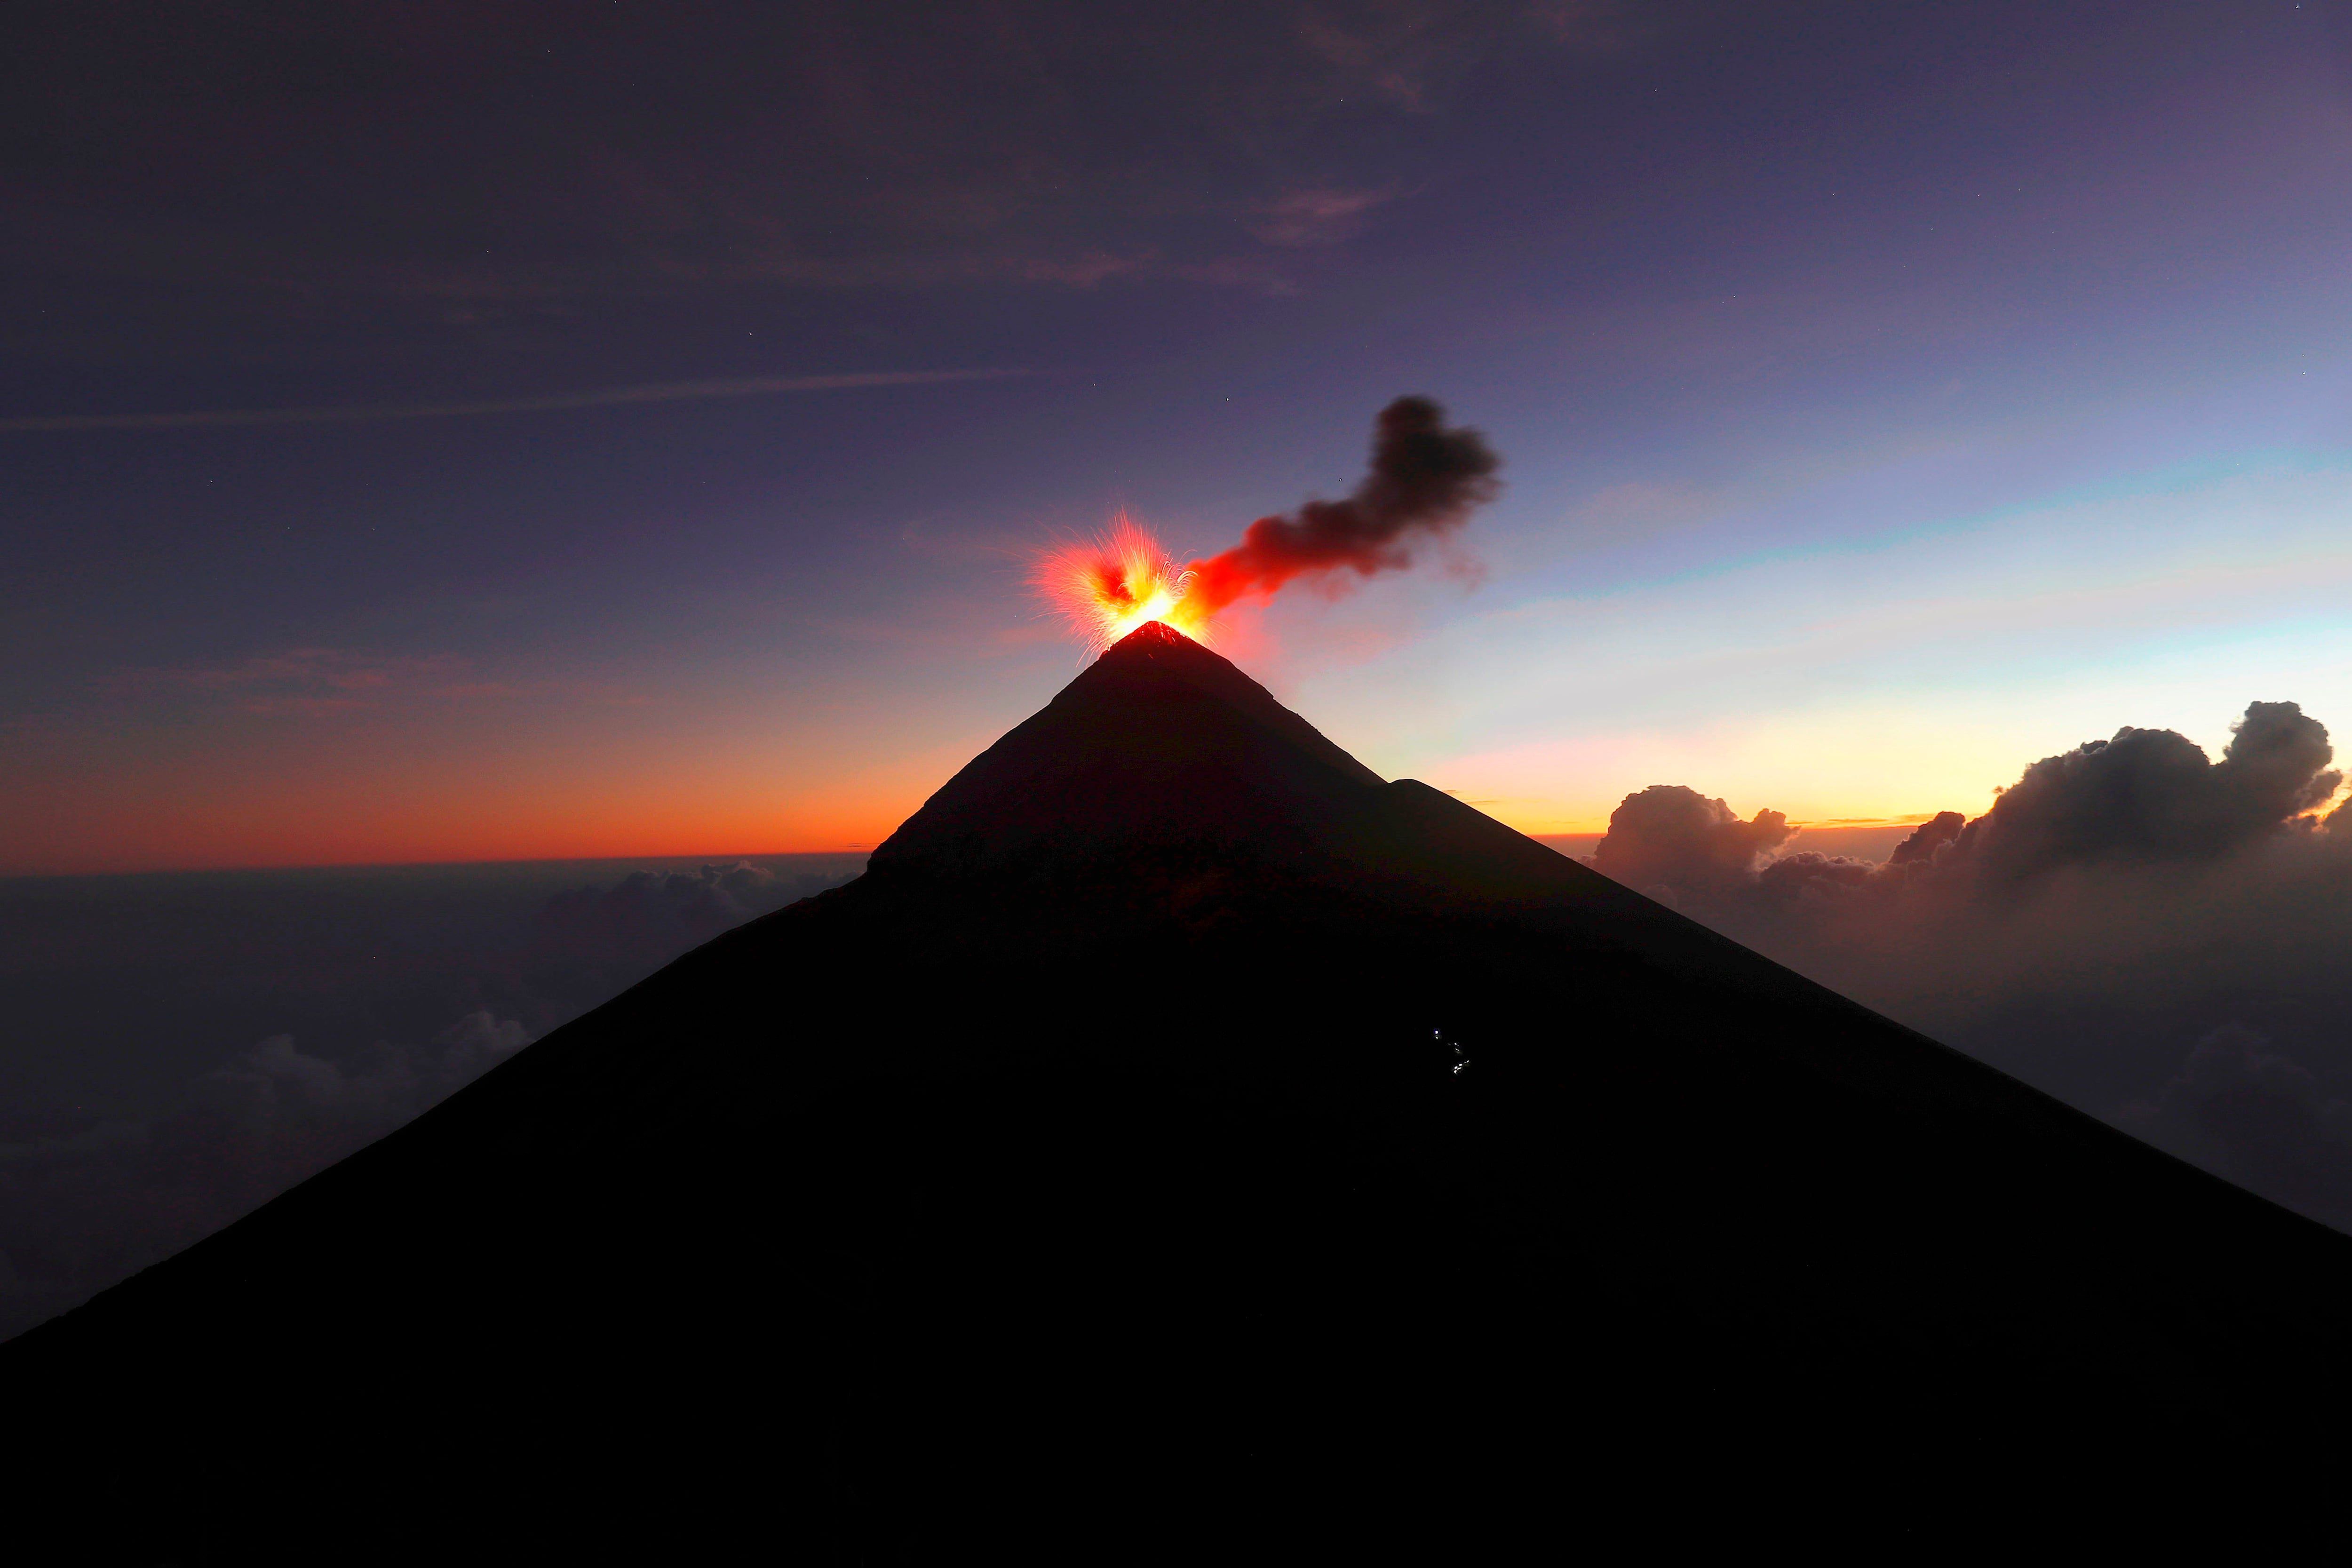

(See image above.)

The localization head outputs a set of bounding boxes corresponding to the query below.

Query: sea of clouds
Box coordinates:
[1582,699,2352,1232]
[0,856,861,1340]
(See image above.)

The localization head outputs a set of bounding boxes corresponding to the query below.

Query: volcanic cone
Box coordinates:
[9,622,2351,1556]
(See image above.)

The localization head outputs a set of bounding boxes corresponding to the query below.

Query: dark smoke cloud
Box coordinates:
[1184,396,1501,615]
[1583,701,2352,1230]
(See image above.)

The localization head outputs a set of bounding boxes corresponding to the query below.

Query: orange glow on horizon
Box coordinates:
[1033,514,1215,651]
[1,754,934,875]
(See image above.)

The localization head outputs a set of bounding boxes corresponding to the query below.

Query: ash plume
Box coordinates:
[1184,396,1501,616]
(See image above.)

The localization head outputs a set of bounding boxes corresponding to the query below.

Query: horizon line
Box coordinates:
[0,847,881,881]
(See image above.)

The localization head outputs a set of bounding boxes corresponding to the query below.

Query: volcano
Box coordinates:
[9,622,2352,1558]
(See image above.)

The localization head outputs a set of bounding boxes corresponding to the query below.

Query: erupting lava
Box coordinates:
[1033,515,1215,650]
[1031,397,1501,653]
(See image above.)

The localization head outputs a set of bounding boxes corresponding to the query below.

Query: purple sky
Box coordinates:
[6,0,2348,870]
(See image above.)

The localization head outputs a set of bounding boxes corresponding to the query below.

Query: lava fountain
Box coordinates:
[1033,513,1215,651]
[1031,398,1500,653]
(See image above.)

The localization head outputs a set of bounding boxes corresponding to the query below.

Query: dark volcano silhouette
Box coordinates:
[9,621,2352,1558]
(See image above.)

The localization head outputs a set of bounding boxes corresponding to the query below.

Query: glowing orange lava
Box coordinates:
[1033,514,1215,651]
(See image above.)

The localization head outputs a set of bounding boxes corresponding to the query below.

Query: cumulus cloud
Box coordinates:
[1888,811,1967,866]
[1589,785,1792,902]
[1582,700,2352,1231]
[1950,700,2340,881]
[1598,700,2342,902]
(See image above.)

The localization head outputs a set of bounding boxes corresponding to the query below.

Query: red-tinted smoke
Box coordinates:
[1184,396,1502,616]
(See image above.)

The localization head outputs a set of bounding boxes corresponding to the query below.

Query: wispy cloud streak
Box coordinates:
[0,368,1028,432]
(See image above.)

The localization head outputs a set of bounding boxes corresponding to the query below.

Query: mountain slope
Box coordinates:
[7,623,2350,1558]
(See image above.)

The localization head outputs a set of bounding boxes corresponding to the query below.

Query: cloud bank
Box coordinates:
[1590,785,1792,901]
[1583,700,2352,1230]
[0,858,858,1341]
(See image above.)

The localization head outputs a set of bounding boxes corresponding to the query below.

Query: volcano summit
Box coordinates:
[9,623,2352,1557]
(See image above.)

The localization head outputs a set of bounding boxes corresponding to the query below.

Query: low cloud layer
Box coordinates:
[0,1012,532,1340]
[2118,1024,2352,1223]
[1584,700,2352,1230]
[0,857,858,1341]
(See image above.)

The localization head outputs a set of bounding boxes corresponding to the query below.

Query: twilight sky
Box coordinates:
[6,0,2349,873]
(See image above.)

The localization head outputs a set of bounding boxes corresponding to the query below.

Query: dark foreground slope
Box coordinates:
[9,622,2352,1559]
